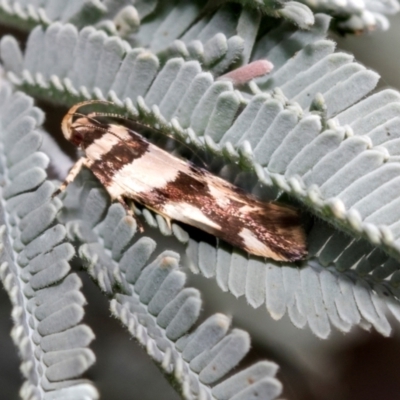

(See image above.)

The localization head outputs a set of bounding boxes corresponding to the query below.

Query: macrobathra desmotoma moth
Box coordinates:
[55,101,307,262]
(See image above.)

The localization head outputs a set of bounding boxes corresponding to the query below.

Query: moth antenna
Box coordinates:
[65,101,207,168]
[87,111,131,121]
[71,112,112,129]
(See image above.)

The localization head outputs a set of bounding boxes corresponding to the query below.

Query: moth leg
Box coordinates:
[124,199,139,216]
[52,157,87,198]
[116,196,132,215]
[116,197,144,233]
[164,216,172,231]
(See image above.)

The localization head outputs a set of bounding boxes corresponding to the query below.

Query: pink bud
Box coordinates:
[218,60,274,85]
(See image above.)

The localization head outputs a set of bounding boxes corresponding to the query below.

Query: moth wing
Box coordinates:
[85,124,306,261]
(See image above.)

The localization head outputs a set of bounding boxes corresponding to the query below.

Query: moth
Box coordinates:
[55,101,307,262]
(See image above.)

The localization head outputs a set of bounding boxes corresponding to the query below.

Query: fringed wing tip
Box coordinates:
[253,203,307,262]
[282,227,307,262]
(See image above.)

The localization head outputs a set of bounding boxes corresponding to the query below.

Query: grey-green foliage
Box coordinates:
[0,86,98,399]
[0,87,283,399]
[0,0,398,37]
[57,168,282,399]
[297,0,399,32]
[1,0,400,399]
[0,0,315,33]
[3,10,400,338]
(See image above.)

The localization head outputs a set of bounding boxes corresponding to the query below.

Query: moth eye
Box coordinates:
[72,131,84,146]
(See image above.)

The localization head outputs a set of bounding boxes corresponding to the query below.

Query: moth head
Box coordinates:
[62,100,113,147]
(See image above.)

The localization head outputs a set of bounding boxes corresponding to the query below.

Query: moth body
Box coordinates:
[59,101,307,262]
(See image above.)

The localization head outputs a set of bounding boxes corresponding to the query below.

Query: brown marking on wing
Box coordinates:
[135,168,306,261]
[89,129,149,187]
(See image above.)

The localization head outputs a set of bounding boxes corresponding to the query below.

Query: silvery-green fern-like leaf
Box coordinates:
[2,18,400,338]
[0,21,377,258]
[2,0,399,38]
[187,226,400,338]
[0,0,315,36]
[0,8,328,86]
[297,0,400,32]
[57,170,283,400]
[0,86,98,399]
[0,0,106,30]
[104,1,314,49]
[3,2,400,399]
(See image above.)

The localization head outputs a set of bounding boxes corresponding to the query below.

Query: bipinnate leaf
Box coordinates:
[58,171,283,400]
[2,14,400,339]
[0,86,97,399]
